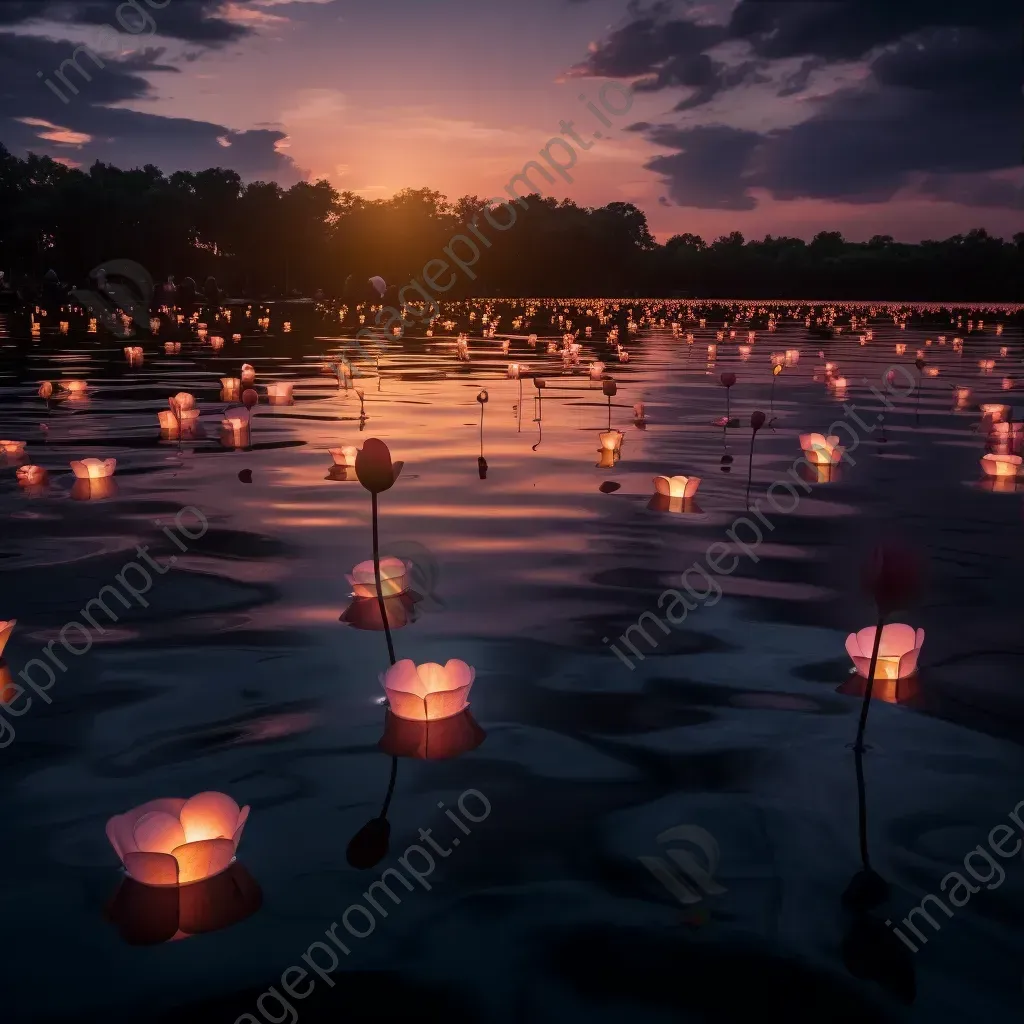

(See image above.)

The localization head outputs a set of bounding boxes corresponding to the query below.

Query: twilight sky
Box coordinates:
[1,0,1021,242]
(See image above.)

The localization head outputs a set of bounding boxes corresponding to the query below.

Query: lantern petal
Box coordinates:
[124,850,180,886]
[415,662,450,693]
[386,689,429,721]
[232,806,250,853]
[424,685,471,721]
[134,811,187,854]
[172,838,235,885]
[381,659,424,696]
[107,814,138,859]
[653,476,671,496]
[683,477,702,499]
[443,659,475,691]
[876,623,916,657]
[180,791,241,843]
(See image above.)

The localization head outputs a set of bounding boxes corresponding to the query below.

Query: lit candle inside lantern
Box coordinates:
[16,465,46,486]
[0,440,26,456]
[329,445,359,467]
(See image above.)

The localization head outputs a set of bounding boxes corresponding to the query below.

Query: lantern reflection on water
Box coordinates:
[0,618,14,659]
[380,659,475,722]
[845,624,924,681]
[106,792,250,887]
[379,708,485,760]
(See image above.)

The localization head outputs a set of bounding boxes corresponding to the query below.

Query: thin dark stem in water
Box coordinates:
[726,389,731,422]
[853,613,885,753]
[745,432,756,505]
[371,491,396,666]
[479,403,484,457]
[607,395,611,431]
[854,743,870,870]
[379,755,398,818]
[770,375,776,415]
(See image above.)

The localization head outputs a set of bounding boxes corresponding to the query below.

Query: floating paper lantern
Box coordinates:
[329,445,359,467]
[16,465,46,486]
[738,345,751,358]
[845,624,923,681]
[106,792,250,887]
[634,402,646,421]
[70,458,116,480]
[164,342,181,355]
[210,337,225,351]
[0,440,26,456]
[981,453,1021,478]
[507,363,521,379]
[979,360,995,371]
[63,380,88,392]
[0,618,14,658]
[240,364,256,385]
[785,349,799,364]
[265,382,293,402]
[653,475,701,499]
[1000,347,1009,358]
[222,414,250,446]
[346,557,409,598]
[232,334,242,343]
[170,393,195,414]
[38,381,53,399]
[799,433,845,465]
[220,378,241,400]
[380,659,475,722]
[980,404,1008,422]
[590,362,605,380]
[124,346,144,362]
[599,429,623,453]
[157,410,179,432]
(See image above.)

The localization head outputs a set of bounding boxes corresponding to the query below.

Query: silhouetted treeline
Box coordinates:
[2,146,1022,301]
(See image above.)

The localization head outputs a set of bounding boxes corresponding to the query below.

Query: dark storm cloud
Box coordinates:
[0,31,301,182]
[579,1,1021,212]
[727,0,1019,62]
[0,0,249,44]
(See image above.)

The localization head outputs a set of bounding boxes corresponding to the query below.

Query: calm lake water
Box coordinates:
[1,300,1023,1023]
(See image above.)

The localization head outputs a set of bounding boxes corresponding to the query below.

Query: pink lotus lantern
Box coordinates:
[653,475,701,499]
[221,412,250,447]
[590,361,605,380]
[346,557,409,598]
[507,363,522,379]
[265,382,293,403]
[106,792,250,887]
[71,458,116,480]
[38,381,54,399]
[157,410,180,433]
[63,380,88,393]
[329,446,359,468]
[980,404,1008,422]
[170,393,195,415]
[232,334,242,343]
[380,660,475,722]
[0,440,26,456]
[241,364,256,385]
[124,346,144,363]
[16,465,47,486]
[220,377,241,399]
[799,433,845,465]
[163,342,181,355]
[845,624,924,681]
[0,618,15,658]
[981,453,1021,478]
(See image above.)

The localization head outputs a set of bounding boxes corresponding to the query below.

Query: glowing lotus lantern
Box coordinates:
[16,465,46,486]
[38,381,53,399]
[222,412,250,446]
[380,659,475,722]
[954,386,970,407]
[106,792,250,887]
[70,458,116,480]
[157,410,180,433]
[981,453,1021,478]
[241,364,256,385]
[197,329,208,341]
[599,429,623,453]
[590,362,605,380]
[170,393,195,416]
[800,433,845,465]
[164,342,181,355]
[220,378,241,401]
[0,440,26,456]
[634,402,646,421]
[738,345,751,358]
[845,624,923,681]
[979,360,995,371]
[63,380,88,393]
[232,334,242,343]
[210,337,225,351]
[346,557,409,598]
[0,618,14,659]
[1000,347,1009,358]
[785,349,799,365]
[330,445,359,467]
[980,404,1008,422]
[653,475,701,498]
[507,363,521,379]
[266,382,293,403]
